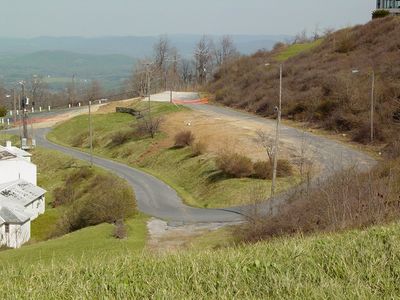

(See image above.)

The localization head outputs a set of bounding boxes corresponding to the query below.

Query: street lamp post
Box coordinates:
[265,63,283,197]
[352,69,375,143]
[88,100,93,167]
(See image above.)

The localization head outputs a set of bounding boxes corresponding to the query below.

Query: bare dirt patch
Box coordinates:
[160,108,316,171]
[146,218,239,252]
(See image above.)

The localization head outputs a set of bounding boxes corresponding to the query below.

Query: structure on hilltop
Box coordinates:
[376,0,400,15]
[0,142,45,248]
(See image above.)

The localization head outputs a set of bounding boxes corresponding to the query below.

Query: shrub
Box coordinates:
[216,152,253,178]
[0,106,7,117]
[335,30,356,53]
[66,167,93,185]
[191,141,207,157]
[113,219,128,239]
[52,167,94,207]
[352,122,384,144]
[314,100,337,119]
[277,159,293,177]
[236,161,400,243]
[253,161,272,179]
[53,186,75,207]
[71,132,88,147]
[372,9,390,19]
[287,102,307,117]
[174,130,195,148]
[54,174,136,236]
[136,117,163,138]
[384,139,400,159]
[109,129,135,147]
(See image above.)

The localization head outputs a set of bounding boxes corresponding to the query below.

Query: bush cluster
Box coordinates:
[216,152,254,178]
[216,152,293,179]
[372,9,390,19]
[191,141,208,157]
[53,172,136,237]
[108,129,135,147]
[53,167,94,207]
[236,158,400,243]
[174,130,195,148]
[0,106,7,118]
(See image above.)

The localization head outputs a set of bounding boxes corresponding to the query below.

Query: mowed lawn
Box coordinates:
[48,102,299,208]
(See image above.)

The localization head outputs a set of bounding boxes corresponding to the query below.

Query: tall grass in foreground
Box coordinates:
[1,223,400,299]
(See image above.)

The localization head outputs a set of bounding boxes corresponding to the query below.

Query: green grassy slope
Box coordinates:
[0,222,399,298]
[275,39,323,61]
[48,102,299,208]
[0,146,147,262]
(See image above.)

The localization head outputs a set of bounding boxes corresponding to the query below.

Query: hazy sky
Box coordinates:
[0,0,376,37]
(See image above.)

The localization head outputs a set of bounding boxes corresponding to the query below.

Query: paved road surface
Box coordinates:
[34,128,244,224]
[187,104,376,176]
[3,103,377,224]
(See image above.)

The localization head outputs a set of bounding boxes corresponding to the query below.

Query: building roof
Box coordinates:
[5,146,32,158]
[0,180,46,207]
[0,206,30,224]
[0,149,16,161]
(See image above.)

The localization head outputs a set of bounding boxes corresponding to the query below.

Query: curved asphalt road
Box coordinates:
[4,103,377,224]
[34,128,244,224]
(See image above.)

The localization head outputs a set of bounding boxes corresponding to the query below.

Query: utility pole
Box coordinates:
[271,64,283,197]
[71,74,76,107]
[370,71,375,143]
[146,64,152,122]
[20,82,29,143]
[88,100,93,167]
[12,89,17,124]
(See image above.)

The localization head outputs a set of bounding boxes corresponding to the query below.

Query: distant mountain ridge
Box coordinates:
[0,34,292,57]
[0,50,135,89]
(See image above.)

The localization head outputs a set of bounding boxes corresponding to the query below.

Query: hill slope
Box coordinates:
[209,17,400,144]
[0,222,399,298]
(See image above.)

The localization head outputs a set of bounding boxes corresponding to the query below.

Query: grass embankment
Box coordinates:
[0,222,399,298]
[275,39,323,61]
[0,147,147,262]
[48,102,297,208]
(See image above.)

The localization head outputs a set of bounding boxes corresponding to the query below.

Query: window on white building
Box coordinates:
[5,224,9,233]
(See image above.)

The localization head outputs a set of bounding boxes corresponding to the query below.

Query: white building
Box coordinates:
[376,0,400,15]
[0,145,36,185]
[0,142,46,248]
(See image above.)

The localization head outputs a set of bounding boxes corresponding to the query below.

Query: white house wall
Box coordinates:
[26,197,46,220]
[0,160,36,185]
[0,224,5,247]
[5,222,31,249]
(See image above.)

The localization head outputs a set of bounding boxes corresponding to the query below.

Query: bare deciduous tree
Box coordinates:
[86,80,103,102]
[153,35,170,89]
[180,59,194,87]
[256,129,275,166]
[28,75,48,108]
[137,117,163,139]
[214,35,238,66]
[127,61,148,97]
[194,35,213,85]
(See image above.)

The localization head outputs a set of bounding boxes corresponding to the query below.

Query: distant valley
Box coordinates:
[0,34,290,90]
